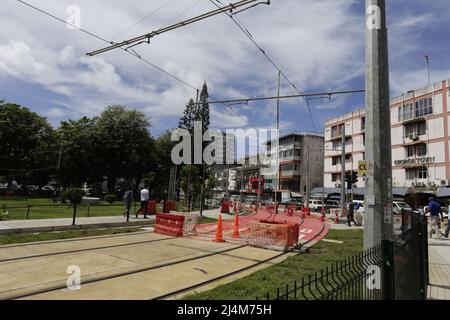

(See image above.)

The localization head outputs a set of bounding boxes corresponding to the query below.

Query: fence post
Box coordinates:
[72,203,77,226]
[418,214,428,299]
[26,205,31,220]
[87,204,90,217]
[382,240,396,300]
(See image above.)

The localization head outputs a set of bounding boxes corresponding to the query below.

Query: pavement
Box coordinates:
[0,208,238,235]
[0,216,155,235]
[0,231,286,300]
[428,236,450,300]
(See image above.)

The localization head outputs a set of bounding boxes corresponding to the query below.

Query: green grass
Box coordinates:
[0,198,177,221]
[0,227,147,245]
[183,229,364,300]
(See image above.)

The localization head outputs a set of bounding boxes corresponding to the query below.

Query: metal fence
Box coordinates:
[260,210,429,300]
[258,244,385,300]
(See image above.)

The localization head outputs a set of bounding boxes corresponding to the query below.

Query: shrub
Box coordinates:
[61,188,85,205]
[104,194,117,204]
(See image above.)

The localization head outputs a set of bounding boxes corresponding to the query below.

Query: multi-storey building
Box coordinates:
[324,78,450,189]
[266,132,324,194]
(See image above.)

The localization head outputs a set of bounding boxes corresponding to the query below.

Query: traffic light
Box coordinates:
[345,171,359,190]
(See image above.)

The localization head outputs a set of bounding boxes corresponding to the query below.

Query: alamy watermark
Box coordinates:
[66,265,81,291]
[366,4,382,30]
[171,122,279,175]
[66,5,81,30]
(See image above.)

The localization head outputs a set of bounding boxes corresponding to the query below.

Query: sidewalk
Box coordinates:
[427,237,450,300]
[0,216,154,235]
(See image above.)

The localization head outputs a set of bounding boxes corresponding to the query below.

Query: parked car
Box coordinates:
[309,199,324,212]
[393,201,413,215]
[41,185,56,192]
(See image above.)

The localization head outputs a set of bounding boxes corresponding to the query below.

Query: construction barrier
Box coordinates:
[163,200,177,213]
[249,221,300,252]
[183,213,198,236]
[220,201,230,214]
[155,213,185,237]
[147,200,157,215]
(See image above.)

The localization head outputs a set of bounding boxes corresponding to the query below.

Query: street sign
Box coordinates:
[358,160,373,178]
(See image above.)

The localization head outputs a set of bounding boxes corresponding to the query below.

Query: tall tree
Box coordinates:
[199,82,210,133]
[0,101,57,189]
[58,117,101,188]
[96,105,155,192]
[178,98,197,134]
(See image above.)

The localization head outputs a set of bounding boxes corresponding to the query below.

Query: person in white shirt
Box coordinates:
[137,186,150,219]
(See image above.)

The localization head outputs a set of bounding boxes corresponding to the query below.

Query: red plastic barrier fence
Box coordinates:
[221,201,230,214]
[259,219,300,247]
[163,200,177,213]
[155,213,185,237]
[147,200,157,215]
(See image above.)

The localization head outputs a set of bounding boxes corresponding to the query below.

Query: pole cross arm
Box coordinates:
[86,0,269,56]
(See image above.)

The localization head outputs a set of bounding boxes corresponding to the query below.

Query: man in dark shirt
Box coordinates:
[428,197,442,240]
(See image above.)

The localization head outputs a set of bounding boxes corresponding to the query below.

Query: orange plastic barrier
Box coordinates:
[146,200,157,215]
[259,220,300,247]
[155,213,185,237]
[163,200,177,213]
[221,201,230,214]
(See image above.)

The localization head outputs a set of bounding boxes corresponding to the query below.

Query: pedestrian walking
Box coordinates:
[346,199,357,227]
[137,185,150,219]
[122,186,133,221]
[428,197,442,240]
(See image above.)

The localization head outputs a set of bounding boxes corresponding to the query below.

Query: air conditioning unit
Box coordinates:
[408,133,419,141]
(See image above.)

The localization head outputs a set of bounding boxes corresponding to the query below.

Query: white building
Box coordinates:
[324,78,450,189]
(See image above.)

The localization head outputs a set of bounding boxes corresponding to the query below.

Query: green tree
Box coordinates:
[96,105,155,192]
[58,117,101,188]
[0,101,57,189]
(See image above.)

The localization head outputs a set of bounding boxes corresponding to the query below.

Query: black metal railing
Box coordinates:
[260,210,429,301]
[258,244,385,300]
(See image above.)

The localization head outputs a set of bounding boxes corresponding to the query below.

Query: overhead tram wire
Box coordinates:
[15,0,257,130]
[16,0,197,91]
[91,0,178,52]
[194,89,365,105]
[209,0,317,131]
[86,0,269,56]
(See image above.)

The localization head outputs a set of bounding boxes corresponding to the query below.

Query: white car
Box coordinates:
[393,201,413,215]
[308,199,324,212]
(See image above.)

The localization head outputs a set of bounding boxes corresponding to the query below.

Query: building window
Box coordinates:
[332,173,340,182]
[332,157,339,166]
[406,167,428,180]
[403,103,414,121]
[361,117,366,131]
[415,97,433,117]
[332,141,339,150]
[406,144,427,158]
[405,121,426,137]
[398,107,402,122]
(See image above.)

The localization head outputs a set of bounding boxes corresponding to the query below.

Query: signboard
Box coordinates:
[394,156,435,166]
[358,161,373,178]
[366,195,375,206]
[384,204,393,224]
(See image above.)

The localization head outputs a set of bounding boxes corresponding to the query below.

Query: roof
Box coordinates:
[310,187,410,197]
[437,188,450,198]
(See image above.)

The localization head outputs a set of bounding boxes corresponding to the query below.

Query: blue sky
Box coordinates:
[1,0,449,137]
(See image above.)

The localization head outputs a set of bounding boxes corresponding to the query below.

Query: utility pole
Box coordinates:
[425,55,431,87]
[187,89,199,213]
[364,0,393,249]
[304,141,311,209]
[341,124,346,215]
[275,70,281,204]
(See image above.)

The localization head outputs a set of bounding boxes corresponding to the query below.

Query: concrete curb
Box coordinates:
[0,220,153,235]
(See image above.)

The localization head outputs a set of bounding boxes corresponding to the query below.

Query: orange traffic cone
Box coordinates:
[214,214,225,242]
[334,210,340,224]
[233,213,240,238]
